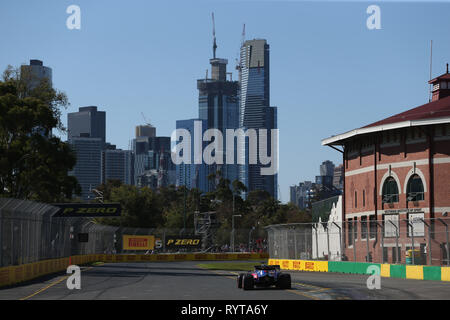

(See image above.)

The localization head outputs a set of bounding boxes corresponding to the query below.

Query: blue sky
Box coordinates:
[1,1,449,202]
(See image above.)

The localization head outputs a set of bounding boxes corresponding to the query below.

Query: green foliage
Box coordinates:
[95,179,123,200]
[94,177,311,230]
[0,65,80,202]
[111,185,165,227]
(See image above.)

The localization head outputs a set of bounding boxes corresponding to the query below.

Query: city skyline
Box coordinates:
[2,0,450,304]
[2,1,450,202]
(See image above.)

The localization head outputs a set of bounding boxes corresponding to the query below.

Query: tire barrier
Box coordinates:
[0,252,268,288]
[268,258,450,282]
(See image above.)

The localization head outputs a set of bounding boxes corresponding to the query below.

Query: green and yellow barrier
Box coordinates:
[268,258,450,282]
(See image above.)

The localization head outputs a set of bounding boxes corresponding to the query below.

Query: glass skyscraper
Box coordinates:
[132,133,172,187]
[20,59,52,90]
[239,39,278,199]
[175,119,209,192]
[67,106,107,200]
[103,148,133,185]
[68,137,103,200]
[197,57,240,189]
[175,36,277,198]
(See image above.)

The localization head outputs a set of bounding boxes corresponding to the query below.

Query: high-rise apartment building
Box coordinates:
[197,54,240,189]
[239,39,277,198]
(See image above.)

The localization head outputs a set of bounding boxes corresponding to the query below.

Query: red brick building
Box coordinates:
[322,66,450,265]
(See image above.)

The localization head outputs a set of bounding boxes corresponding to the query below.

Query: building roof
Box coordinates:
[429,73,450,83]
[322,95,450,146]
[364,95,450,128]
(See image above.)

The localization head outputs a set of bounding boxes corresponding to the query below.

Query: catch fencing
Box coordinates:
[0,198,268,267]
[0,198,116,267]
[266,217,450,266]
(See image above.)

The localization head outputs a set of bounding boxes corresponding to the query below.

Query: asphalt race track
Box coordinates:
[0,261,449,300]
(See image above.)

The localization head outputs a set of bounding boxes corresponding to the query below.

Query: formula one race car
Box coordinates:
[237,265,291,290]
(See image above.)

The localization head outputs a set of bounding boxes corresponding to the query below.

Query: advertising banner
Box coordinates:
[165,236,202,249]
[52,203,121,217]
[123,235,155,250]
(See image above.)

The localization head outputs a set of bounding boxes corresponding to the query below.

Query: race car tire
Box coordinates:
[243,274,254,290]
[277,273,291,289]
[237,273,244,289]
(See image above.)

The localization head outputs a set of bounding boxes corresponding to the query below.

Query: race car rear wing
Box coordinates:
[254,265,280,270]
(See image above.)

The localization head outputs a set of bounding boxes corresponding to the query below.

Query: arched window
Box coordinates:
[407,174,424,201]
[382,177,399,203]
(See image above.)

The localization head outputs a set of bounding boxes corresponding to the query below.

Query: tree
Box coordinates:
[95,179,123,201]
[0,65,80,202]
[108,185,164,228]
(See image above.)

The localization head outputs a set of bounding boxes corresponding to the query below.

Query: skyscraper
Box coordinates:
[320,160,335,177]
[103,148,133,185]
[135,125,156,138]
[67,106,107,200]
[197,55,240,189]
[132,125,173,188]
[316,160,335,188]
[290,181,314,209]
[68,106,106,145]
[175,119,209,192]
[239,39,278,198]
[68,137,103,200]
[20,59,52,90]
[20,59,53,137]
[175,21,241,193]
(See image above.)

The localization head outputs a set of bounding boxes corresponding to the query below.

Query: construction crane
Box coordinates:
[141,112,153,127]
[212,12,217,59]
[236,23,245,71]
